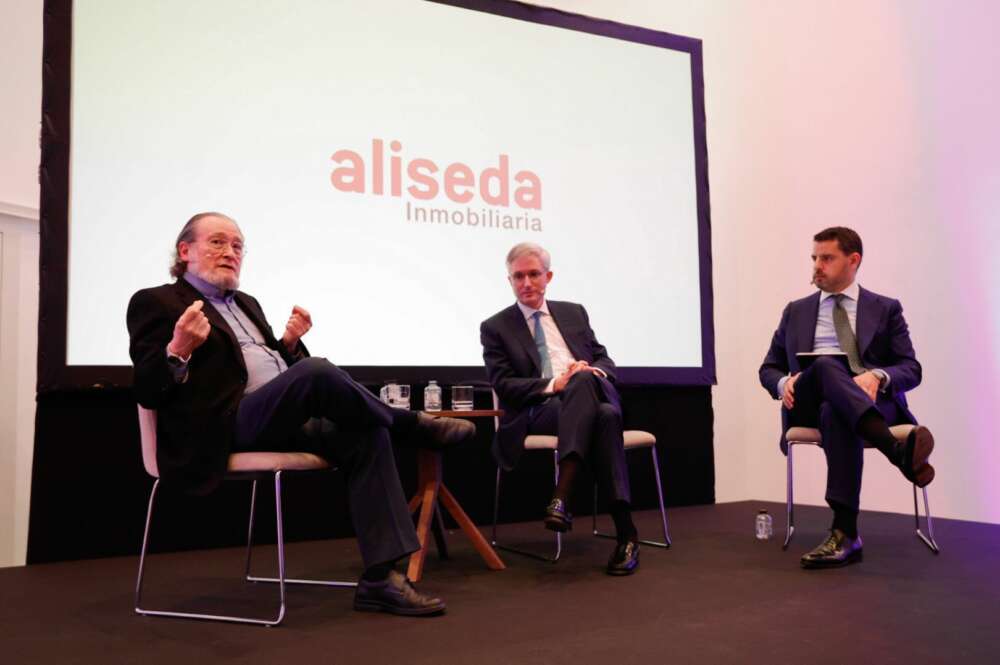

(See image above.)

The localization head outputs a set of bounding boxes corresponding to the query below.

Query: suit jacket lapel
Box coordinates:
[173,279,245,370]
[548,301,585,360]
[856,287,879,356]
[234,292,276,347]
[505,305,542,375]
[791,292,820,354]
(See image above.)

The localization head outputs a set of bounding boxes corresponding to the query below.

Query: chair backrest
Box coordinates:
[136,406,160,478]
[492,389,500,431]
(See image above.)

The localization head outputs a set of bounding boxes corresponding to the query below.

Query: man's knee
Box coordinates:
[293,357,342,383]
[596,402,621,426]
[565,371,600,392]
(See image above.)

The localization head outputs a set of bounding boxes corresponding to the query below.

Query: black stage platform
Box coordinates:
[2,500,997,664]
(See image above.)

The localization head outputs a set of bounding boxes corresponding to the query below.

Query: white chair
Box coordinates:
[783,424,940,553]
[490,393,671,562]
[134,406,356,627]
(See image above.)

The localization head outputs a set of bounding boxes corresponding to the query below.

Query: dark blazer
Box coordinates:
[759,286,921,452]
[481,300,618,469]
[127,278,304,494]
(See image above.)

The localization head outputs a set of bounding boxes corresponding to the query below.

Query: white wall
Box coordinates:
[1,1,998,567]
[0,210,40,568]
[533,0,1000,523]
[0,0,42,568]
[0,0,42,209]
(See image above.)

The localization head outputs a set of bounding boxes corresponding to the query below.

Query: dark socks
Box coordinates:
[829,501,859,538]
[610,501,638,544]
[361,562,395,582]
[553,454,583,502]
[855,409,900,463]
[390,409,419,434]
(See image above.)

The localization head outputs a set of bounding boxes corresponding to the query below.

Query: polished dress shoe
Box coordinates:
[607,540,640,576]
[415,412,476,450]
[543,498,573,532]
[898,425,935,487]
[353,570,446,616]
[800,529,863,569]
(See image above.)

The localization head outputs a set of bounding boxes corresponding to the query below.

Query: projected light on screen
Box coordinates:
[58,0,713,384]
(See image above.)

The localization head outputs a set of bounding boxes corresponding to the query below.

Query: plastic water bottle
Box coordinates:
[755,509,773,540]
[424,380,442,411]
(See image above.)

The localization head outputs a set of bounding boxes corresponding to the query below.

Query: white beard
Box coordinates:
[190,265,239,291]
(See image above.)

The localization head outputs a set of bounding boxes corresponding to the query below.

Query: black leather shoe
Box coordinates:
[543,498,573,532]
[415,412,476,450]
[800,529,863,569]
[354,570,446,616]
[898,425,935,487]
[607,540,640,576]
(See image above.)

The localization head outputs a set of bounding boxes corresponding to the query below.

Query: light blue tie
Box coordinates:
[532,311,553,379]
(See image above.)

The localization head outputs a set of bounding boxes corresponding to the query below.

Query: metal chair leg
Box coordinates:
[914,484,941,554]
[592,445,671,548]
[136,471,355,628]
[246,473,357,588]
[491,453,562,563]
[134,479,159,613]
[782,439,940,554]
[783,443,795,550]
[134,476,285,626]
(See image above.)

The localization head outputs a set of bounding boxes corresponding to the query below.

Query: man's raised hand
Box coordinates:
[167,300,210,359]
[282,305,312,351]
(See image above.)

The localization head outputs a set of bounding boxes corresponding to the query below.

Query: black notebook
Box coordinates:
[795,352,848,371]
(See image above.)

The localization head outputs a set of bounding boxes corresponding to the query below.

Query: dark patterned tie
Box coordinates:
[832,294,866,375]
[532,311,554,379]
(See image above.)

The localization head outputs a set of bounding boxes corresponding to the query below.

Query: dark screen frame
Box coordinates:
[37,0,715,392]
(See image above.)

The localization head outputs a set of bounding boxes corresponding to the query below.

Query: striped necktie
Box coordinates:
[832,294,866,375]
[532,311,554,379]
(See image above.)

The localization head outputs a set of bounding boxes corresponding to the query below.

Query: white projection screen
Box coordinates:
[39,0,714,388]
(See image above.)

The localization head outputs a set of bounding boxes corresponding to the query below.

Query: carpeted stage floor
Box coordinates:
[2,500,997,664]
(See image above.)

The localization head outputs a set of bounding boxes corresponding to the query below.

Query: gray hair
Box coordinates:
[505,242,551,272]
[170,211,238,278]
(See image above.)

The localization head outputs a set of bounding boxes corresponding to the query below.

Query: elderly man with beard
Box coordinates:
[127,211,475,616]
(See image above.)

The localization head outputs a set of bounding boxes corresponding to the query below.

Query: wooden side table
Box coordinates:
[406,410,506,582]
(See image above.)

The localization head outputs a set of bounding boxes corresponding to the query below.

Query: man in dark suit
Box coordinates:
[759,226,935,569]
[480,242,639,575]
[127,211,475,615]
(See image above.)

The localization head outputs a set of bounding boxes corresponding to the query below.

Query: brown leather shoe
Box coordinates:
[606,540,640,576]
[543,498,573,532]
[899,425,935,487]
[354,570,446,616]
[800,529,863,569]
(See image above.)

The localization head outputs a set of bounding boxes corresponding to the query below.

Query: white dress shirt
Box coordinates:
[516,300,605,394]
[777,281,888,398]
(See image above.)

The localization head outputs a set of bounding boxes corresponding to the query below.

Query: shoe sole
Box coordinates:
[606,564,639,576]
[914,463,935,487]
[911,426,935,469]
[354,600,447,616]
[544,516,572,533]
[800,550,863,569]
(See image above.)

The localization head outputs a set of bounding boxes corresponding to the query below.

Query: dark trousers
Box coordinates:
[233,357,419,568]
[527,372,631,504]
[788,356,900,512]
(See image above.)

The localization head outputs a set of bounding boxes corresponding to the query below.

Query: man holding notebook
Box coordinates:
[759,227,935,569]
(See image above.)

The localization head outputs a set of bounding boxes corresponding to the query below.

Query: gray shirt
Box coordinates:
[179,272,288,393]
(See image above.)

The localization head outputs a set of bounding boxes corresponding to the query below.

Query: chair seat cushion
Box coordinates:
[227,451,331,472]
[524,430,655,451]
[785,424,916,446]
